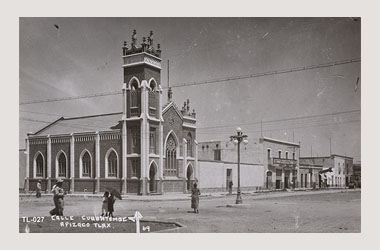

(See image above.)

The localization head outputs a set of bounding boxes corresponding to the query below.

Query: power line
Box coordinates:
[171,57,360,88]
[19,57,360,105]
[20,90,121,105]
[196,109,360,130]
[196,119,360,136]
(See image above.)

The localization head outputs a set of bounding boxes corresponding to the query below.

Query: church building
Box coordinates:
[24,30,198,195]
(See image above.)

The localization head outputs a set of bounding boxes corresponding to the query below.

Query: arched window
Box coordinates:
[149,79,157,91]
[165,134,177,176]
[81,151,91,178]
[58,152,67,178]
[36,153,44,178]
[131,79,139,90]
[278,150,282,159]
[107,150,118,178]
[130,79,139,116]
[186,133,193,157]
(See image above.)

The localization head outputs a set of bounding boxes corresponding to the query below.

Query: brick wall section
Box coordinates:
[99,179,122,193]
[163,106,184,145]
[74,179,96,193]
[163,179,184,192]
[127,179,140,193]
[123,65,160,88]
[29,179,48,192]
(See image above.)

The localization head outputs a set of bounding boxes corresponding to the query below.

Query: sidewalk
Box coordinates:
[19,188,360,201]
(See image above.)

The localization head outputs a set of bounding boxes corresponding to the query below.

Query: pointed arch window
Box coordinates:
[36,153,44,178]
[107,150,118,177]
[186,133,193,157]
[165,134,177,176]
[58,153,67,178]
[130,79,140,116]
[81,151,91,178]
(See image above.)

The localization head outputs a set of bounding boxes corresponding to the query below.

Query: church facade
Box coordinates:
[24,30,198,195]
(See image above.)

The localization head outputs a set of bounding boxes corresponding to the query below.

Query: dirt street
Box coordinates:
[19,190,360,233]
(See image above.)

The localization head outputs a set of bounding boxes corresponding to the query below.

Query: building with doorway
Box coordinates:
[197,140,264,192]
[261,137,300,190]
[298,163,323,189]
[197,136,302,192]
[23,30,198,195]
[299,154,353,188]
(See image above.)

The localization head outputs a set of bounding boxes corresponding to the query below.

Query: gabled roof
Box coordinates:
[162,101,183,120]
[33,112,123,136]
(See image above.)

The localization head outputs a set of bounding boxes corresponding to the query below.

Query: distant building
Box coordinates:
[298,162,323,189]
[23,30,198,195]
[352,163,361,187]
[197,137,303,191]
[299,155,353,188]
[261,137,300,190]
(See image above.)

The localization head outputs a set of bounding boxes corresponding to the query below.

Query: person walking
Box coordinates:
[191,183,201,213]
[50,179,65,216]
[228,181,233,195]
[36,180,42,198]
[101,191,109,216]
[107,193,116,217]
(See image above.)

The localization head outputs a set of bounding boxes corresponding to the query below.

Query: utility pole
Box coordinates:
[260,119,263,138]
[230,128,248,204]
[167,59,170,87]
[292,131,295,142]
[330,138,332,156]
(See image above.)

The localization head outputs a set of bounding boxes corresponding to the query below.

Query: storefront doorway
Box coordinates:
[266,171,273,189]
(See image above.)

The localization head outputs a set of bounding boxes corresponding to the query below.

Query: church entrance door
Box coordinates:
[149,165,156,193]
[186,165,193,191]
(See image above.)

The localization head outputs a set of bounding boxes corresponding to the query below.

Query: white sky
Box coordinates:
[19,17,361,161]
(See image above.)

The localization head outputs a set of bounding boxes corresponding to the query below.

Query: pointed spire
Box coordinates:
[168,87,173,102]
[131,29,137,46]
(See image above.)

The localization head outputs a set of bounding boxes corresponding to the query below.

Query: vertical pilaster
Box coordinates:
[296,167,300,188]
[122,83,128,195]
[158,85,164,194]
[95,132,100,193]
[25,138,30,192]
[281,169,285,189]
[140,80,148,195]
[183,138,187,193]
[70,133,75,193]
[194,140,199,184]
[289,171,293,189]
[47,135,52,192]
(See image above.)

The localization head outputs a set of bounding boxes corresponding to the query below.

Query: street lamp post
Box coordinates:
[230,127,248,204]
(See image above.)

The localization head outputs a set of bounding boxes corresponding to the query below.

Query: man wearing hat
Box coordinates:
[50,179,65,215]
[36,180,42,198]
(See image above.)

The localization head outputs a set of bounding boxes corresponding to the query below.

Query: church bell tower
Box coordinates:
[121,30,163,195]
